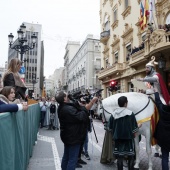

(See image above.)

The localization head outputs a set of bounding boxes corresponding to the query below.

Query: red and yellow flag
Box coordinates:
[140,0,149,30]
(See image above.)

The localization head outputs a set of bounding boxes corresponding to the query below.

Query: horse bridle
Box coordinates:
[99,97,151,122]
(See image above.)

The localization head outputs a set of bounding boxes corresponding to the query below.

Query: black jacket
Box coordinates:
[50,104,56,113]
[58,102,89,145]
[154,92,170,151]
[3,73,27,100]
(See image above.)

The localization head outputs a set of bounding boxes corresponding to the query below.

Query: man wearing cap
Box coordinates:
[137,56,170,105]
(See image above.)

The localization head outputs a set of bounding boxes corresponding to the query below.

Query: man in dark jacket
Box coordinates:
[55,91,97,170]
[154,92,170,170]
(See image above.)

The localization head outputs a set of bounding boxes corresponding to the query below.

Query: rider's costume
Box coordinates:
[143,56,169,105]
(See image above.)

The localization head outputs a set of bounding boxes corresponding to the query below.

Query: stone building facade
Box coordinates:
[98,0,170,98]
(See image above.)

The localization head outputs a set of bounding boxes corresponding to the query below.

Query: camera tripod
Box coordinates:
[89,110,98,143]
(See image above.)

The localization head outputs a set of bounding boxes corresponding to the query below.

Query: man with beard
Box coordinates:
[137,56,170,105]
[137,56,170,157]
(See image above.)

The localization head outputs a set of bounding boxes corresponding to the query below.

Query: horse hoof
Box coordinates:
[154,153,159,157]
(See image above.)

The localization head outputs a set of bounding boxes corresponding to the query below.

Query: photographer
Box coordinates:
[55,91,98,170]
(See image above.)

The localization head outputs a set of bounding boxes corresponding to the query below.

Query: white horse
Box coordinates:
[97,92,158,170]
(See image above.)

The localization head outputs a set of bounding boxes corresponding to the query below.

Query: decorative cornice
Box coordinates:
[109,0,113,7]
[102,46,109,54]
[121,6,131,20]
[111,20,119,31]
[118,0,122,5]
[111,35,120,47]
[121,24,133,39]
[112,4,118,11]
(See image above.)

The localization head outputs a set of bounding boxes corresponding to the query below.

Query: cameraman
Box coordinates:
[55,91,98,170]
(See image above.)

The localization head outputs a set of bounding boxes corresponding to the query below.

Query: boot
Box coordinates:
[117,156,123,170]
[128,156,134,170]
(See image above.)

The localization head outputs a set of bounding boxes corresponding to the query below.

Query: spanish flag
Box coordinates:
[140,0,149,30]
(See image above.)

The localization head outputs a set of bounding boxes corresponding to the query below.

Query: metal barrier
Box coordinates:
[0,104,40,170]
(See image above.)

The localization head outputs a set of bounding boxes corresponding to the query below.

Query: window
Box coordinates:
[142,32,146,41]
[35,59,37,63]
[105,58,109,68]
[95,46,98,51]
[104,15,109,31]
[125,0,129,9]
[113,9,117,22]
[126,43,131,61]
[114,52,119,63]
[166,13,170,24]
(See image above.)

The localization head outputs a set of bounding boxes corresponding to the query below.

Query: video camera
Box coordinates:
[68,89,103,104]
[68,91,89,104]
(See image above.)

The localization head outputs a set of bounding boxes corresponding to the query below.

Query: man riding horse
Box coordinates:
[137,56,170,105]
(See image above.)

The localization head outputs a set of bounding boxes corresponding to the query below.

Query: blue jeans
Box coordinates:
[161,147,169,170]
[61,144,80,170]
[83,131,88,153]
[40,111,46,127]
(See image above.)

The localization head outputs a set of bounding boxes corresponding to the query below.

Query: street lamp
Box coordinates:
[8,23,37,62]
[158,54,166,69]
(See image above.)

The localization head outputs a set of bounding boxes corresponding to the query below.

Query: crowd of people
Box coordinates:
[0,58,28,113]
[1,56,170,170]
[159,24,170,32]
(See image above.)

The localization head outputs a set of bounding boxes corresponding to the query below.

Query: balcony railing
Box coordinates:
[148,29,170,56]
[76,72,79,77]
[100,30,110,45]
[98,63,124,80]
[129,49,146,67]
[82,67,85,74]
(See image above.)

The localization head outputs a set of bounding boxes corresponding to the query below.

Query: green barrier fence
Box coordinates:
[0,104,40,170]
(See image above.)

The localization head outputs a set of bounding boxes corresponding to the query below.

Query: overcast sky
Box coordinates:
[0,0,100,77]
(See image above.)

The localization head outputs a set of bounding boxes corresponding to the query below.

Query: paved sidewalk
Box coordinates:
[27,120,164,170]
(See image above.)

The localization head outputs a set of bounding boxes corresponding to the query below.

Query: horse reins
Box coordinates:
[99,97,151,118]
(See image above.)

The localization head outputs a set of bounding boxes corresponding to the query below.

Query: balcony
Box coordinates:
[72,75,76,81]
[129,49,147,67]
[79,70,82,76]
[76,72,79,78]
[98,63,124,80]
[100,30,110,45]
[82,67,86,74]
[148,29,170,56]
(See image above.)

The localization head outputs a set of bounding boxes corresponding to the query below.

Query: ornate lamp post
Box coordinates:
[8,23,37,63]
[158,55,166,69]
